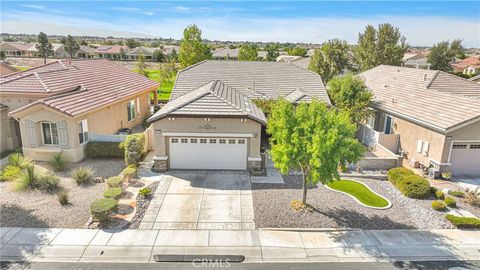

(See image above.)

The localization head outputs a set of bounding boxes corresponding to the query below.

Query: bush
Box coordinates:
[387,167,414,185]
[35,173,60,191]
[89,198,118,222]
[48,154,67,172]
[57,191,69,205]
[395,175,431,199]
[445,214,480,229]
[122,165,137,180]
[138,187,152,198]
[124,133,145,165]
[85,141,124,159]
[0,165,21,182]
[432,200,446,211]
[448,190,465,198]
[434,190,445,200]
[465,191,480,207]
[104,187,123,199]
[444,196,457,208]
[107,176,123,188]
[14,164,38,191]
[71,167,93,185]
[8,153,31,169]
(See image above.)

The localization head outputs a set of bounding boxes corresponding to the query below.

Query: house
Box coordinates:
[0,42,34,57]
[1,59,159,161]
[75,45,96,59]
[26,43,68,58]
[162,45,179,56]
[403,53,429,69]
[147,60,330,172]
[94,45,129,59]
[357,65,480,177]
[452,56,480,75]
[126,47,158,61]
[276,55,303,63]
[212,48,239,60]
[291,57,311,70]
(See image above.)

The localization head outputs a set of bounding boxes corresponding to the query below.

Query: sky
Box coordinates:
[1,1,479,47]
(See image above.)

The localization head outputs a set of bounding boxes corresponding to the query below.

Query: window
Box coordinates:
[42,122,59,145]
[127,99,136,121]
[209,139,216,144]
[470,144,480,149]
[219,139,226,144]
[200,139,207,144]
[229,139,236,144]
[171,138,178,143]
[181,138,188,143]
[238,139,245,144]
[78,119,89,144]
[366,115,375,128]
[452,144,467,149]
[384,115,393,134]
[190,138,197,143]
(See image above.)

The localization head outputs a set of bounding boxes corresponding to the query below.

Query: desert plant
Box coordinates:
[445,214,480,228]
[434,190,445,200]
[8,153,31,169]
[465,191,480,207]
[444,196,457,208]
[387,167,414,185]
[138,187,152,198]
[71,167,93,185]
[57,191,69,205]
[35,172,60,191]
[122,165,137,180]
[447,190,465,198]
[124,133,145,165]
[431,200,446,211]
[106,176,123,188]
[103,187,123,199]
[90,198,118,222]
[0,165,21,182]
[395,175,431,199]
[48,154,67,172]
[14,164,38,191]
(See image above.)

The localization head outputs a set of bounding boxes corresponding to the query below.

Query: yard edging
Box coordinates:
[325,179,392,210]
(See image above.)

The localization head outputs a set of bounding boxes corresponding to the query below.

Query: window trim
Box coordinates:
[41,122,59,146]
[78,119,89,145]
[127,99,136,121]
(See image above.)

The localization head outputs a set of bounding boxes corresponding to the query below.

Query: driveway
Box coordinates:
[139,170,255,230]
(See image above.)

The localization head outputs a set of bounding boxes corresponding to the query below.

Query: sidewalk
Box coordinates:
[1,227,479,263]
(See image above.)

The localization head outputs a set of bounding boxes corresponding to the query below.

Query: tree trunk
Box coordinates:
[299,165,307,205]
[43,56,46,64]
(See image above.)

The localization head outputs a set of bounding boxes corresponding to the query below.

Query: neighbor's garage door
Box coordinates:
[450,142,480,176]
[169,137,247,170]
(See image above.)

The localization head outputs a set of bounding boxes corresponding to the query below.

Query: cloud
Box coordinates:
[173,6,192,12]
[20,4,46,10]
[141,11,155,16]
[112,7,141,12]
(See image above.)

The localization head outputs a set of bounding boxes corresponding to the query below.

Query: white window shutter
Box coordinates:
[416,140,423,153]
[25,119,37,148]
[136,97,140,114]
[57,121,69,148]
[422,141,430,156]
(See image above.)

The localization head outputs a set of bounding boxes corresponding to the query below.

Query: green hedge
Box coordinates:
[85,141,124,159]
[387,167,414,185]
[444,196,457,208]
[432,200,446,211]
[90,198,118,222]
[445,215,480,228]
[396,175,431,199]
[107,176,123,188]
[124,134,145,165]
[104,187,123,199]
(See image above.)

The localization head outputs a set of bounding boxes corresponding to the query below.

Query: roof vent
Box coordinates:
[383,83,388,88]
[391,98,396,104]
[423,74,428,81]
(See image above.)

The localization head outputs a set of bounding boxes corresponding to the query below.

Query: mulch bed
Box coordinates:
[128,181,159,229]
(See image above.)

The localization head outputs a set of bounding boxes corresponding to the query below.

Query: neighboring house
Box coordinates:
[1,59,159,161]
[147,60,330,172]
[276,55,303,63]
[403,53,429,69]
[26,43,68,58]
[126,47,158,61]
[0,62,19,76]
[0,42,34,57]
[357,65,480,177]
[452,55,480,75]
[94,45,129,59]
[468,74,480,83]
[162,45,179,56]
[212,48,239,60]
[75,45,96,59]
[291,57,311,70]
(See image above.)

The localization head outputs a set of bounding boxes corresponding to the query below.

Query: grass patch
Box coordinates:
[138,69,175,101]
[326,179,389,208]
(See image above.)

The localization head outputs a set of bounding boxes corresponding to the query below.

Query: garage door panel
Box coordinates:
[450,142,480,177]
[169,137,247,170]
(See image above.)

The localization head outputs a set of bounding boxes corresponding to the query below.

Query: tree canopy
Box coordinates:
[427,39,464,72]
[308,39,351,84]
[179,25,211,68]
[238,43,258,61]
[354,23,408,71]
[153,49,165,62]
[265,43,280,61]
[286,47,307,57]
[36,32,53,64]
[62,35,80,59]
[135,54,148,76]
[158,59,178,85]
[126,38,141,48]
[267,99,364,205]
[327,74,373,126]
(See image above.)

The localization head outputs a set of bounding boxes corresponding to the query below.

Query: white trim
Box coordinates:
[447,140,480,163]
[383,115,393,134]
[41,122,59,146]
[248,157,262,162]
[162,132,254,138]
[154,156,168,161]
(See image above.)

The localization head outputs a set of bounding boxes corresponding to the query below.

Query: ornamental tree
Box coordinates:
[428,39,464,72]
[63,35,80,59]
[309,39,351,84]
[238,43,258,61]
[267,99,365,205]
[36,32,53,64]
[179,25,211,68]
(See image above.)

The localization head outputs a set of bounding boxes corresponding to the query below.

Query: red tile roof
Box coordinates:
[4,59,159,117]
[94,45,129,54]
[452,56,480,69]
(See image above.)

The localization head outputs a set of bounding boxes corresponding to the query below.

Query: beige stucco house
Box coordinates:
[1,59,159,161]
[358,65,480,177]
[147,60,330,172]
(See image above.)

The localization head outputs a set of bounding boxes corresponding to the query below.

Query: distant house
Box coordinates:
[212,48,239,60]
[452,56,480,75]
[126,47,158,61]
[0,42,34,57]
[26,43,68,58]
[403,52,429,69]
[94,45,129,59]
[162,45,179,56]
[357,65,480,177]
[276,55,303,63]
[75,45,96,59]
[291,57,311,70]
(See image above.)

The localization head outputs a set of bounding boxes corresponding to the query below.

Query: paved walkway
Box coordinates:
[1,227,479,263]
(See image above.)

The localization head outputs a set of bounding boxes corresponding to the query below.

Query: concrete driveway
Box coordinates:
[139,171,255,230]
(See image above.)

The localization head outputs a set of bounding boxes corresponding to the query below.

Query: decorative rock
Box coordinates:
[93,177,104,183]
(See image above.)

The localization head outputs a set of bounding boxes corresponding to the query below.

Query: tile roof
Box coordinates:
[358,65,480,133]
[291,57,311,70]
[94,45,128,54]
[171,60,330,104]
[4,59,159,117]
[148,80,266,125]
[79,45,95,53]
[212,48,239,58]
[0,42,34,51]
[452,56,480,69]
[127,47,158,56]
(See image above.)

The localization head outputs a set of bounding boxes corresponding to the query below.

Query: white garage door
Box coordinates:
[450,142,480,176]
[169,137,247,170]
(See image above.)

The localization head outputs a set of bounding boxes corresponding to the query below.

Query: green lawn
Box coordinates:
[326,179,390,208]
[135,69,174,101]
[13,66,30,71]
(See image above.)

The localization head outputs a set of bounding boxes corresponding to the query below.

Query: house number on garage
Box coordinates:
[199,124,216,131]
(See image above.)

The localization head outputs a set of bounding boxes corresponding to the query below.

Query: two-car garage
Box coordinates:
[450,142,480,177]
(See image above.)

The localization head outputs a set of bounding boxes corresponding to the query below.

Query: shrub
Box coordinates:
[124,133,145,165]
[14,164,38,191]
[35,173,60,191]
[71,167,93,185]
[434,190,445,200]
[445,215,480,229]
[57,191,69,205]
[448,190,465,198]
[107,176,123,188]
[465,191,480,207]
[122,165,137,180]
[104,187,123,199]
[138,187,152,198]
[431,200,446,211]
[85,141,124,158]
[387,167,414,185]
[0,165,21,182]
[89,198,118,222]
[430,186,438,194]
[48,154,67,172]
[8,153,31,169]
[395,175,431,199]
[444,196,457,208]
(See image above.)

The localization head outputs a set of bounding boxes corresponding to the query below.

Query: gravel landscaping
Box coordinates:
[0,158,125,228]
[129,181,159,229]
[252,175,458,229]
